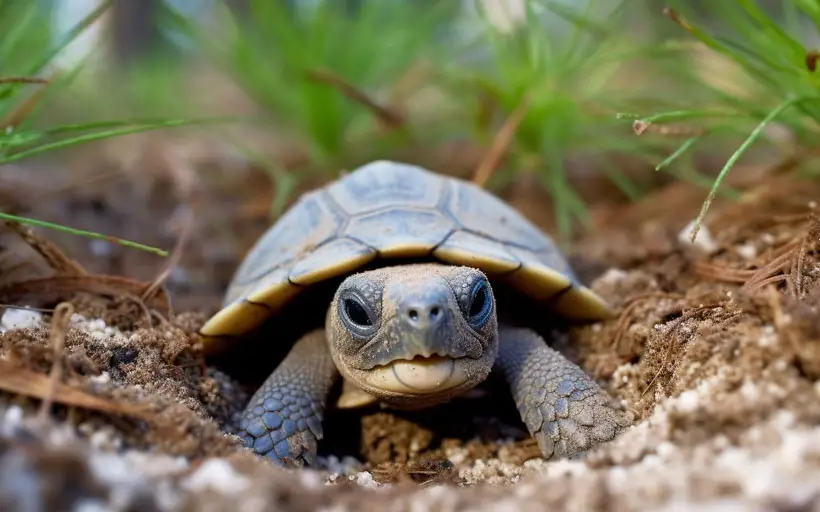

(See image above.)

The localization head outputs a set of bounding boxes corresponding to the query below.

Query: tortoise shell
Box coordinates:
[199,161,611,350]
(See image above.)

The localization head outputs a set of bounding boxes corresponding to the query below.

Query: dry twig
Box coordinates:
[0,274,171,316]
[306,69,406,130]
[472,93,531,188]
[642,303,740,397]
[611,292,683,352]
[37,301,74,422]
[142,204,194,303]
[0,72,59,129]
[0,361,155,422]
[3,220,87,275]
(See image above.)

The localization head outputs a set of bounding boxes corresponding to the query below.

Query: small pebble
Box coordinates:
[678,220,718,254]
[181,458,250,495]
[0,307,43,332]
[735,243,757,260]
[598,268,629,286]
[354,471,380,489]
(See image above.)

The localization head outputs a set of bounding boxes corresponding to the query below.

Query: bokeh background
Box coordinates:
[2,0,818,313]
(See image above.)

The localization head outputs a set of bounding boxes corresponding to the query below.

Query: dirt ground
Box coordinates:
[1,139,820,511]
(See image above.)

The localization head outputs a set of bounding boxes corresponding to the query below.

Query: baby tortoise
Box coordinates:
[199,160,631,467]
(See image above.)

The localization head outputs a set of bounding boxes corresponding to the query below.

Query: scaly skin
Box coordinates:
[237,329,338,467]
[494,325,632,459]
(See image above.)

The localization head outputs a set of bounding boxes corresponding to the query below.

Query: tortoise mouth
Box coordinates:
[365,355,468,395]
[373,353,452,367]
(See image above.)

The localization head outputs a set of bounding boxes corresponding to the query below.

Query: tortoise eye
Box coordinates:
[466,280,493,328]
[344,298,372,327]
[469,286,487,318]
[339,291,379,337]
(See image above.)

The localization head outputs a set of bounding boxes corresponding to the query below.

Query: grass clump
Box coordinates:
[115,0,819,243]
[0,0,228,257]
[177,0,693,237]
[624,1,820,240]
[185,1,459,189]
[436,0,683,238]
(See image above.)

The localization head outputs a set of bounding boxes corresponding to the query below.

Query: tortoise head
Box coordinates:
[325,262,499,407]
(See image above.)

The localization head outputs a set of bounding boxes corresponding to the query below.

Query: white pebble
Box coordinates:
[757,325,777,347]
[121,452,188,479]
[678,220,719,254]
[739,380,760,401]
[656,441,678,459]
[88,372,112,385]
[673,389,701,413]
[598,268,629,286]
[1,405,24,435]
[355,471,379,489]
[736,243,757,260]
[0,307,43,332]
[298,469,325,490]
[607,466,629,487]
[181,458,250,495]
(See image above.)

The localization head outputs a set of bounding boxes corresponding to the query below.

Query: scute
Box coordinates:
[200,298,275,338]
[434,231,520,273]
[228,190,344,289]
[328,160,443,215]
[505,245,576,298]
[445,178,549,252]
[289,238,377,285]
[344,208,455,258]
[503,246,609,320]
[551,286,612,320]
[246,267,300,310]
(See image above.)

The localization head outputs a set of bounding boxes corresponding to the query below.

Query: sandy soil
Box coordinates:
[1,146,820,511]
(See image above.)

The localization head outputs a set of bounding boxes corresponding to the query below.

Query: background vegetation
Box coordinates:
[3,0,819,244]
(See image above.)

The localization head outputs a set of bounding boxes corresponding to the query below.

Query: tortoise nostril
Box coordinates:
[403,303,445,325]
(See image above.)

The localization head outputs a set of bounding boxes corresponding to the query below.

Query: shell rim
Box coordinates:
[198,250,613,355]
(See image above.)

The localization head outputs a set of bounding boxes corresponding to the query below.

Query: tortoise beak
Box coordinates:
[365,355,468,394]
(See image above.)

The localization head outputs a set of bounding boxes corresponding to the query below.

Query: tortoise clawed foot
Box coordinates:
[239,418,319,467]
[238,400,323,468]
[525,386,632,460]
[236,330,336,468]
[495,326,633,461]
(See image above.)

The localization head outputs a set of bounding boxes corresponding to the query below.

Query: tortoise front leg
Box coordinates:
[494,325,631,460]
[237,329,340,467]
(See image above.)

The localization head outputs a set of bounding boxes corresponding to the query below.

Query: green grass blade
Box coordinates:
[737,0,806,60]
[23,0,113,77]
[655,136,701,171]
[0,116,239,164]
[37,116,241,136]
[688,96,804,242]
[0,212,168,257]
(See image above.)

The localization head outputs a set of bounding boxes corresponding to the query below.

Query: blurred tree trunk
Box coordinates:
[224,0,250,18]
[109,0,164,66]
[343,0,364,16]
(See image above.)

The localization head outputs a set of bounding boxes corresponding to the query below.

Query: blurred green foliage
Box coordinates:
[7,0,819,240]
[0,0,224,254]
[627,1,820,239]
